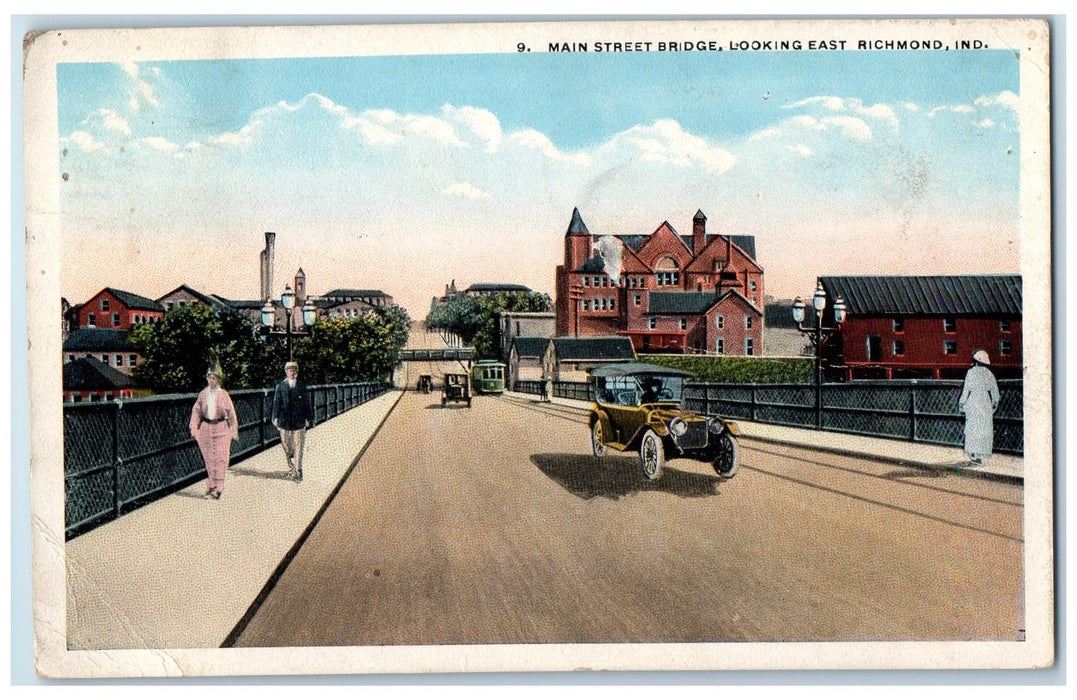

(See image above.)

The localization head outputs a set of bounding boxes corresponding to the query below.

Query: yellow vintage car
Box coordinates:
[588,363,739,481]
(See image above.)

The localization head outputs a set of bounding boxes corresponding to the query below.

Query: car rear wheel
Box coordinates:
[639,429,664,481]
[591,420,606,457]
[712,431,738,478]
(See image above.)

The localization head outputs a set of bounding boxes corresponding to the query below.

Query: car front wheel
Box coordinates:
[711,431,738,478]
[639,429,664,481]
[591,420,606,457]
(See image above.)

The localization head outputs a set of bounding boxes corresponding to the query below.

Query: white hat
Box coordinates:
[973,350,991,365]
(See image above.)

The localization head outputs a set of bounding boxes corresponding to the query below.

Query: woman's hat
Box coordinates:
[973,350,991,365]
[206,367,222,379]
[285,361,299,371]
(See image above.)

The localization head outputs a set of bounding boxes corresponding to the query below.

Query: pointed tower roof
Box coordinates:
[566,207,589,236]
[693,209,707,221]
[296,267,306,277]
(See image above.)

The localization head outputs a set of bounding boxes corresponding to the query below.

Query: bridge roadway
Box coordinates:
[230,388,1024,648]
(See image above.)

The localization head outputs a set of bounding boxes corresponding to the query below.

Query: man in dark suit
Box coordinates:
[271,360,314,481]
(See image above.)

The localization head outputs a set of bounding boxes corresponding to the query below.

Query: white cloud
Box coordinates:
[209,124,257,147]
[788,95,897,129]
[976,118,996,129]
[85,108,131,136]
[975,90,1020,111]
[609,119,734,175]
[510,128,592,166]
[787,143,813,157]
[903,102,920,112]
[443,182,491,200]
[135,136,180,153]
[64,130,105,153]
[822,115,873,140]
[121,62,138,78]
[443,104,503,153]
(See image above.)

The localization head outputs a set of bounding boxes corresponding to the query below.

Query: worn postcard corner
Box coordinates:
[24,17,1053,679]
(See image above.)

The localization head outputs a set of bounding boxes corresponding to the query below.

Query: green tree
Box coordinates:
[291,306,411,383]
[426,292,551,359]
[130,304,274,393]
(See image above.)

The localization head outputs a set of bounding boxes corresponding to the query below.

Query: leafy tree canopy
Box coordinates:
[426,292,551,359]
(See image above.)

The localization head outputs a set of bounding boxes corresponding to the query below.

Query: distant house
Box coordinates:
[156,285,233,314]
[63,357,134,402]
[818,275,1023,380]
[323,288,395,308]
[464,282,533,298]
[63,327,141,375]
[507,336,551,388]
[543,336,636,382]
[76,288,164,330]
[498,310,555,362]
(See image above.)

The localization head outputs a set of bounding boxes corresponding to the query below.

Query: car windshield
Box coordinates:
[594,373,684,406]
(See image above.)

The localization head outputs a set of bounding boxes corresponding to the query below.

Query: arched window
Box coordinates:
[654,257,680,286]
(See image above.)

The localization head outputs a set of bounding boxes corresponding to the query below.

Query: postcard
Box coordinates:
[24,18,1053,678]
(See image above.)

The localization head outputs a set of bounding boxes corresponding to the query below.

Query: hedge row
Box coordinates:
[637,354,813,383]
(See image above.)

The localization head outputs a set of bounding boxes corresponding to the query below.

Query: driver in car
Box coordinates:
[640,377,662,403]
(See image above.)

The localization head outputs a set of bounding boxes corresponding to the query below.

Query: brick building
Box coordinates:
[555,208,764,354]
[76,288,164,330]
[818,275,1023,380]
[62,357,135,403]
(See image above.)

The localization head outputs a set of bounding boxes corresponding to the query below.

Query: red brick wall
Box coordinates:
[78,290,162,330]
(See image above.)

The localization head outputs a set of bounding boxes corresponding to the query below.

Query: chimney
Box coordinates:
[263,232,276,300]
[692,210,706,255]
[295,267,306,303]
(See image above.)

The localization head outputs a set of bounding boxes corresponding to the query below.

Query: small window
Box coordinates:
[679,317,687,330]
[112,312,120,326]
[944,339,958,355]
[866,336,883,362]
[648,318,656,330]
[634,293,642,306]
[609,298,616,310]
[101,354,108,363]
[114,354,123,367]
[749,280,757,291]
[129,354,138,366]
[87,313,96,327]
[745,315,753,329]
[583,277,590,287]
[582,299,590,311]
[715,315,724,329]
[745,338,754,356]
[893,340,905,356]
[100,298,110,310]
[716,338,725,355]
[1000,320,1012,332]
[943,318,957,332]
[1000,339,1013,356]
[893,318,904,333]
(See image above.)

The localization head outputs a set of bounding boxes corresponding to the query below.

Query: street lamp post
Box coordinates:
[261,285,317,360]
[792,283,847,429]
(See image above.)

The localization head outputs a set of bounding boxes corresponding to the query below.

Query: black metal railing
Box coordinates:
[513,379,1023,456]
[63,381,390,539]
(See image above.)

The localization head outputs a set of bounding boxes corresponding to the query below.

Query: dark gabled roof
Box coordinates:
[465,283,533,293]
[63,327,136,352]
[819,275,1022,316]
[511,336,549,358]
[63,357,134,391]
[566,207,589,235]
[213,296,265,310]
[648,289,760,315]
[678,233,757,259]
[575,254,610,274]
[101,287,165,312]
[590,362,691,378]
[551,336,636,362]
[614,234,650,251]
[157,285,232,312]
[323,288,390,298]
[648,291,722,315]
[317,297,372,310]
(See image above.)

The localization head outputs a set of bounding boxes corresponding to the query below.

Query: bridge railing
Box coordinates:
[513,378,1023,456]
[62,381,390,540]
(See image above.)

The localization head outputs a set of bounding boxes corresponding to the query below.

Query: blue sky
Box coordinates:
[57,47,1022,316]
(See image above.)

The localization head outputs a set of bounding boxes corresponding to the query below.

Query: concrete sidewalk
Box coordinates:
[65,389,404,651]
[508,391,1023,484]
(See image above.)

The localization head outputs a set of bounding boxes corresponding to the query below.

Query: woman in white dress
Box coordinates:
[959,349,1000,464]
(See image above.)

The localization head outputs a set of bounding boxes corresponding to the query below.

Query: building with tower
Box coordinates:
[555,208,765,355]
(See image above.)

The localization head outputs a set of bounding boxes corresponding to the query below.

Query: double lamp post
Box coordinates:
[261,285,317,360]
[791,282,846,428]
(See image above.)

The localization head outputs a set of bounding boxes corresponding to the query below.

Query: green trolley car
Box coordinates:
[471,360,506,395]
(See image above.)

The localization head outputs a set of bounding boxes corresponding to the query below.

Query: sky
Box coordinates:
[56,46,1022,319]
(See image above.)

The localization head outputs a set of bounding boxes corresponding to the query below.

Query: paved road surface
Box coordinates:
[232,385,1024,647]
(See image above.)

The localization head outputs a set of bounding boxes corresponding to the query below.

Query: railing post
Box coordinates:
[751,383,758,422]
[112,400,122,520]
[261,389,267,450]
[909,383,918,443]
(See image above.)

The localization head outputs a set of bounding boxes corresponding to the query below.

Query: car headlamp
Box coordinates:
[669,417,688,437]
[707,417,723,434]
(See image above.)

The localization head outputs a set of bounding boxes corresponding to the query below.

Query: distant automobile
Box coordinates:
[442,372,471,408]
[588,363,738,481]
[417,374,433,393]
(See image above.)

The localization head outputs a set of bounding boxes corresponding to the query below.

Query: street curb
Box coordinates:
[740,434,1024,485]
[220,389,406,648]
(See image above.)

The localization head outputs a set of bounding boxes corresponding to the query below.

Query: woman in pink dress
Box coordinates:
[189,367,238,499]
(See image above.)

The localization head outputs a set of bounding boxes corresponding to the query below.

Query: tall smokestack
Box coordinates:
[692,209,707,255]
[263,232,276,301]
